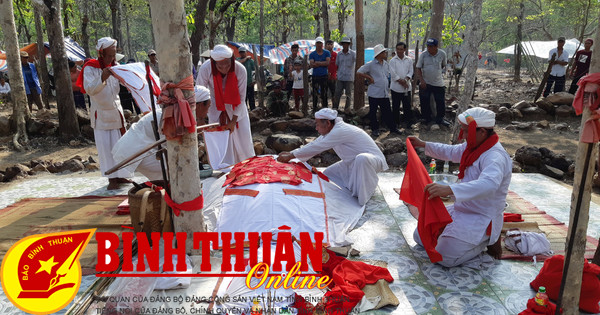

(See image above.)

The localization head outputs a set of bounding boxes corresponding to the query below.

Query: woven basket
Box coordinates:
[128,181,173,244]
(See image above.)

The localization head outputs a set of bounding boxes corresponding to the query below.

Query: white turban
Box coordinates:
[315,108,338,120]
[211,45,233,61]
[458,107,496,128]
[195,85,211,103]
[96,37,117,51]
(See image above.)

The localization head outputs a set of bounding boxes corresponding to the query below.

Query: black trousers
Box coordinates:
[419,85,446,123]
[368,96,396,132]
[543,75,565,97]
[569,75,584,95]
[312,75,328,110]
[246,84,255,111]
[391,90,413,126]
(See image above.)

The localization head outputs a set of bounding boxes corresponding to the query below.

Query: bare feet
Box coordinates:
[107,178,121,190]
[487,238,503,259]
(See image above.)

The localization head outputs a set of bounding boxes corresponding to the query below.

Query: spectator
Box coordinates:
[148,49,159,76]
[326,39,338,105]
[356,44,400,137]
[20,51,44,112]
[237,46,256,111]
[69,61,86,110]
[309,37,331,111]
[543,37,569,97]
[291,60,304,111]
[266,82,288,117]
[0,75,11,103]
[389,41,414,128]
[334,37,356,111]
[569,38,593,94]
[284,44,302,103]
[416,38,449,126]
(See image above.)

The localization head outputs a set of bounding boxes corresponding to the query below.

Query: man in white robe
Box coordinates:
[277,108,388,206]
[112,86,212,180]
[196,44,255,165]
[408,107,512,268]
[81,37,132,190]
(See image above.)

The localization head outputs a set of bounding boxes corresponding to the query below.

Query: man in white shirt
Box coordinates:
[408,107,512,268]
[0,76,10,103]
[543,37,569,97]
[277,108,388,206]
[389,42,414,128]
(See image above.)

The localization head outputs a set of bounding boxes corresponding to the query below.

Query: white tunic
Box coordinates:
[197,60,255,164]
[425,141,512,247]
[292,117,388,205]
[83,65,125,130]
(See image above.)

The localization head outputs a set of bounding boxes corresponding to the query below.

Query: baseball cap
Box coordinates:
[147,49,156,55]
[315,37,324,43]
[238,46,247,53]
[557,37,566,42]
[426,38,439,46]
[20,51,28,58]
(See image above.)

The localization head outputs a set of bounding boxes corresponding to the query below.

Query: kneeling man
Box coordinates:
[408,107,511,268]
[277,108,388,205]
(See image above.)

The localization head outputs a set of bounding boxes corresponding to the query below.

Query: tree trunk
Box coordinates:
[15,0,32,43]
[353,0,364,110]
[452,0,482,143]
[337,4,345,36]
[315,14,321,37]
[405,5,411,45]
[34,5,51,109]
[396,4,403,44]
[208,0,237,49]
[321,0,330,40]
[384,0,392,47]
[124,4,133,59]
[225,2,241,42]
[514,0,524,82]
[38,0,80,139]
[258,0,265,107]
[62,0,69,31]
[148,3,156,48]
[0,0,30,151]
[190,0,209,69]
[108,0,123,50]
[81,0,91,58]
[148,0,203,255]
[429,0,445,44]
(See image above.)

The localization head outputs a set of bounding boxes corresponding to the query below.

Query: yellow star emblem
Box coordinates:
[36,256,58,275]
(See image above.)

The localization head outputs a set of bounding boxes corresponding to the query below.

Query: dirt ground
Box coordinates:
[0,68,582,173]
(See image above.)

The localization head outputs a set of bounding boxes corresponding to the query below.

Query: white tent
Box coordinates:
[497,38,581,58]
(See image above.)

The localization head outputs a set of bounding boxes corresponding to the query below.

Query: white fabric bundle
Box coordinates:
[504,229,553,256]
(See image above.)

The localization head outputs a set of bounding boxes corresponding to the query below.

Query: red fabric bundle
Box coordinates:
[211,57,241,112]
[518,298,560,315]
[572,73,600,143]
[321,249,394,314]
[530,255,600,313]
[223,156,315,187]
[158,75,196,140]
[504,213,524,222]
[400,139,452,263]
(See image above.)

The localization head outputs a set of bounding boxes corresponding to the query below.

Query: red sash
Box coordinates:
[211,57,241,111]
[457,118,499,179]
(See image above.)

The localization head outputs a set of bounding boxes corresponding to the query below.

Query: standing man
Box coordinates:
[197,44,255,165]
[284,44,302,104]
[78,37,132,190]
[20,51,44,112]
[569,38,593,94]
[416,38,448,126]
[334,37,356,111]
[389,42,414,128]
[408,108,512,268]
[277,108,388,206]
[326,39,338,105]
[148,49,159,77]
[356,44,399,137]
[237,46,256,111]
[543,37,569,97]
[309,37,331,111]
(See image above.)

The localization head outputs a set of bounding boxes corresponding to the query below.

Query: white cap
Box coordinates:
[211,45,233,61]
[96,37,117,51]
[458,107,496,128]
[315,37,325,43]
[315,108,338,120]
[373,44,386,58]
[194,85,211,103]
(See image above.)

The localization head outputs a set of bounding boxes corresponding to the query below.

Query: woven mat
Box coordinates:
[0,196,130,275]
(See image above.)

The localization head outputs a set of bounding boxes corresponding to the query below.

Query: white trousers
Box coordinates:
[323,153,384,206]
[94,129,133,179]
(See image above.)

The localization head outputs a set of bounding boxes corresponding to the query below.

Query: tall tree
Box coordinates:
[224,1,242,41]
[0,0,30,151]
[80,0,91,58]
[333,0,352,36]
[514,0,524,82]
[190,0,209,68]
[396,3,403,44]
[321,0,330,40]
[35,0,80,139]
[14,0,33,43]
[208,0,238,48]
[34,4,51,109]
[148,0,203,254]
[429,0,445,42]
[384,0,392,47]
[353,0,364,110]
[107,0,123,50]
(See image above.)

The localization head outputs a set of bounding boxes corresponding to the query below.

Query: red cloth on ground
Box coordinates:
[223,156,315,187]
[291,293,316,315]
[572,73,600,143]
[518,298,559,315]
[400,139,452,263]
[530,255,600,313]
[158,75,197,140]
[504,213,524,222]
[211,57,241,112]
[320,249,394,314]
[457,115,499,179]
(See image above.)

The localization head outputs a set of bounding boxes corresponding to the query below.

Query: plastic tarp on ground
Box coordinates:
[497,38,581,58]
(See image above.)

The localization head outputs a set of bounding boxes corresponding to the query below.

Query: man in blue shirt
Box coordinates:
[20,51,44,112]
[309,37,331,111]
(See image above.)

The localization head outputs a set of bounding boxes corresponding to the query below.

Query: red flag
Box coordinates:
[400,139,452,263]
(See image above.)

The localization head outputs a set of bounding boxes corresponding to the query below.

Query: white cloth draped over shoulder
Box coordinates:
[291,117,388,205]
[197,60,255,164]
[109,62,160,113]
